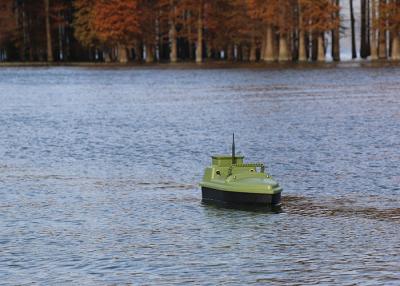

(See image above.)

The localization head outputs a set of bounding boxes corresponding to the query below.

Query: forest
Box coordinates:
[0,0,399,63]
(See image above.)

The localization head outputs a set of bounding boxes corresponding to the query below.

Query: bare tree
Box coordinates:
[44,0,54,62]
[350,0,357,58]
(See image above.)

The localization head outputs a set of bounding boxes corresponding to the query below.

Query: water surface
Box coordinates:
[0,66,399,285]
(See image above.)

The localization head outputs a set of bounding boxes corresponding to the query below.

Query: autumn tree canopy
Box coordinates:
[1,0,400,63]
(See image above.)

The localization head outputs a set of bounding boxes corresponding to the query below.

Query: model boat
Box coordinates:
[200,134,282,205]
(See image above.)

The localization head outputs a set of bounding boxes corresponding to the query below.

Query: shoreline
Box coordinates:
[1,60,400,69]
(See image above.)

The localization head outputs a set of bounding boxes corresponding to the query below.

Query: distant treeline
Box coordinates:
[0,0,398,63]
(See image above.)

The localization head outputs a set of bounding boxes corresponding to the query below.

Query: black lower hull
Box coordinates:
[202,187,281,206]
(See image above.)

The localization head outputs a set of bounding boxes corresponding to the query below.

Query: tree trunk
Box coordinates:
[169,0,177,63]
[378,0,387,59]
[65,25,71,61]
[360,0,368,58]
[370,0,378,59]
[391,32,400,60]
[118,45,128,63]
[264,25,274,61]
[273,32,280,60]
[128,47,133,60]
[278,34,290,61]
[206,41,212,59]
[195,2,203,63]
[305,32,310,59]
[311,32,318,60]
[350,0,357,58]
[227,44,233,61]
[331,0,340,61]
[17,3,27,61]
[317,33,325,61]
[28,12,34,61]
[146,44,154,62]
[187,13,193,60]
[366,0,371,55]
[58,21,63,61]
[169,26,177,62]
[378,31,387,59]
[103,50,111,63]
[242,45,249,61]
[155,17,161,61]
[260,33,266,60]
[299,30,307,61]
[250,36,257,62]
[44,0,53,62]
[298,3,307,62]
[135,42,142,62]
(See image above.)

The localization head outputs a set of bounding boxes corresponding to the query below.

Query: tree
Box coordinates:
[93,0,140,62]
[247,0,288,61]
[331,0,341,61]
[0,0,17,60]
[137,0,157,62]
[194,0,203,62]
[378,0,387,58]
[167,0,178,62]
[298,0,307,61]
[370,0,379,59]
[74,0,140,63]
[350,0,357,58]
[73,0,98,48]
[204,0,253,61]
[300,0,340,61]
[44,0,54,61]
[360,0,369,58]
[276,0,294,61]
[2,0,393,64]
[174,0,217,63]
[51,0,74,61]
[378,0,400,60]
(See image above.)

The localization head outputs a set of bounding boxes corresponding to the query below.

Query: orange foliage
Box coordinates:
[73,0,98,47]
[209,0,254,48]
[299,0,340,32]
[2,0,346,61]
[247,0,295,33]
[378,1,400,32]
[93,0,140,47]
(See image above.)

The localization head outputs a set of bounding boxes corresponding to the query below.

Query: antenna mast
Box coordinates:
[232,133,236,164]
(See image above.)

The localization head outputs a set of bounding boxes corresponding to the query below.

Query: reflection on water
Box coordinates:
[201,200,283,214]
[0,66,399,285]
[202,194,400,222]
[283,195,400,222]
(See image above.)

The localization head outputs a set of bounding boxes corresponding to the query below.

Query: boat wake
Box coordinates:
[282,195,400,222]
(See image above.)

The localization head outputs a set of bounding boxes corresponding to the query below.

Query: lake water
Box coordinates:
[0,66,399,285]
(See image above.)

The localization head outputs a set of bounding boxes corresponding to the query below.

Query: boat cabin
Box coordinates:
[211,155,244,166]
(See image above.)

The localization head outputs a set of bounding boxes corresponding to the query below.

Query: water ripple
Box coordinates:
[0,67,399,285]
